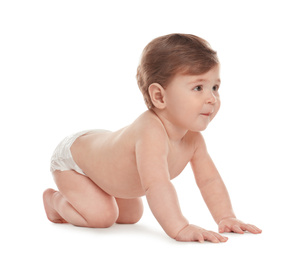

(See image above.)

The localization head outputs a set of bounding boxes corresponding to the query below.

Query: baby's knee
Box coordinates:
[125,206,143,224]
[85,205,118,228]
[116,198,144,224]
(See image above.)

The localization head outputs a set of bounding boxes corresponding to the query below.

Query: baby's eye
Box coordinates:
[193,85,203,91]
[212,85,220,91]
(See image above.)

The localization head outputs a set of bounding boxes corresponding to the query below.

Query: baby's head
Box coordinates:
[137,33,219,109]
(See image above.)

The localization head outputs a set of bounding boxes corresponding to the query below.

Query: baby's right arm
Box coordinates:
[135,121,227,242]
[135,123,188,238]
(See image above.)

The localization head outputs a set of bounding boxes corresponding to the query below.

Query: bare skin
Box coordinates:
[43,65,262,242]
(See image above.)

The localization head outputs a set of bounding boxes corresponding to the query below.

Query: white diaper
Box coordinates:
[50,129,103,175]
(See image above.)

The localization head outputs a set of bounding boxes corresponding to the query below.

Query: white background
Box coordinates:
[1,0,290,259]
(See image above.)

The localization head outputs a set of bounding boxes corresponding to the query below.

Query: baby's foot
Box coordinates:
[43,189,67,224]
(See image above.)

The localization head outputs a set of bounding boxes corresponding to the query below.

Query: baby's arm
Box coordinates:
[190,133,262,234]
[135,124,188,238]
[135,122,227,242]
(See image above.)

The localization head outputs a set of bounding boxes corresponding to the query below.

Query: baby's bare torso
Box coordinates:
[71,111,196,198]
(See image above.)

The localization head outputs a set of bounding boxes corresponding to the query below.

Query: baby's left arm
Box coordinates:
[190,133,262,234]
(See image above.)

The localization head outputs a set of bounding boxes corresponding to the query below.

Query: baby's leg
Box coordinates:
[115,198,143,224]
[43,170,118,228]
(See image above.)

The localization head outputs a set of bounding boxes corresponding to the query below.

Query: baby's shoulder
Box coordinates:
[131,111,168,140]
[134,110,165,129]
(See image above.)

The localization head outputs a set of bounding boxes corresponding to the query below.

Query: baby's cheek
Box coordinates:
[215,101,221,113]
[211,107,220,121]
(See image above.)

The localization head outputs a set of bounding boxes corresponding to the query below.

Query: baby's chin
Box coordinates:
[189,123,210,132]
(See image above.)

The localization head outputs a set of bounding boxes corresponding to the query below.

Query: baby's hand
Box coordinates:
[218,218,262,234]
[175,224,228,243]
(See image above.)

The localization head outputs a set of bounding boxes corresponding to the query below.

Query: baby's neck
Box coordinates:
[151,109,188,142]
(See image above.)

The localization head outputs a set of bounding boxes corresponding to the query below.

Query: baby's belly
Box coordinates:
[71,130,144,198]
[85,167,145,199]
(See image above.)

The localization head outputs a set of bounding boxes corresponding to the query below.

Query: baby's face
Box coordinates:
[163,65,221,132]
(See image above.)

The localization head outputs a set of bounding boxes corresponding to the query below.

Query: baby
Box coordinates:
[43,33,262,242]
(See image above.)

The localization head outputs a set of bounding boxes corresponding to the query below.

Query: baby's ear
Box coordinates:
[148,83,166,109]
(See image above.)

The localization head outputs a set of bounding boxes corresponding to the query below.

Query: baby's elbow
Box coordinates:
[197,176,222,190]
[144,179,173,194]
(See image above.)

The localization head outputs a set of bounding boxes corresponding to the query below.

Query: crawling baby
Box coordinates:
[43,33,262,242]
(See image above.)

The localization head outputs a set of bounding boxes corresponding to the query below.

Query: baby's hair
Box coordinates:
[136,33,219,109]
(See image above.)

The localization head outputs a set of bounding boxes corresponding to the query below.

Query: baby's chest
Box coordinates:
[167,147,193,179]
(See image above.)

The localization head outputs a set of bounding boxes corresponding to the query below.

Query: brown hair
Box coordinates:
[136,33,219,109]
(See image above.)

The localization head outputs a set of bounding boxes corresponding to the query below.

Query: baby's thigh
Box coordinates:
[53,170,118,227]
[115,197,143,224]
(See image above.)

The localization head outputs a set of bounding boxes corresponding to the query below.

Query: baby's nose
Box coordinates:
[206,91,217,104]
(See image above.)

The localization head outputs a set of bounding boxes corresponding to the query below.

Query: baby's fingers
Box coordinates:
[241,224,262,234]
[231,225,244,234]
[219,225,231,233]
[212,232,228,242]
[202,231,228,243]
